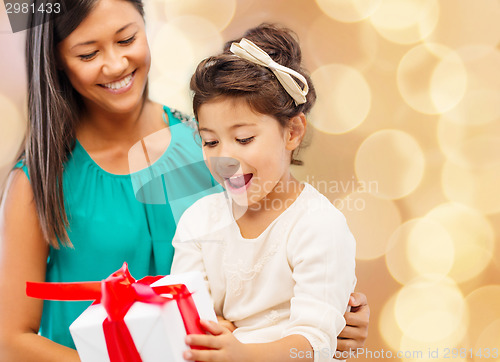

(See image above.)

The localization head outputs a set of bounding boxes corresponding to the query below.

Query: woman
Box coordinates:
[0,0,369,360]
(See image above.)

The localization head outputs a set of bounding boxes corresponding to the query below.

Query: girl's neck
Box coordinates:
[233,175,304,239]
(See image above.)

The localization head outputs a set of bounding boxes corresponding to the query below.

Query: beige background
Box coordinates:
[1,1,500,361]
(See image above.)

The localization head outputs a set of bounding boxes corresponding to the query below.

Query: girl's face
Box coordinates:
[198,97,299,209]
[58,0,150,115]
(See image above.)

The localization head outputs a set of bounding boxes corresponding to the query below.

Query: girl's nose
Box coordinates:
[210,156,240,179]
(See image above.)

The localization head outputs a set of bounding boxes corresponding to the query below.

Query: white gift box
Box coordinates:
[69,271,217,362]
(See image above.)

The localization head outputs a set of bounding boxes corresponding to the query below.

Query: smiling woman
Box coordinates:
[0,1,369,361]
[0,0,218,360]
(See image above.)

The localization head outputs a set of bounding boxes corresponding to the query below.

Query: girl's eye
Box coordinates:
[203,140,219,147]
[78,52,97,61]
[119,35,136,45]
[237,136,255,144]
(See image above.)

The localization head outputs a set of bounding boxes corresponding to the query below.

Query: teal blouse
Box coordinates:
[16,106,221,348]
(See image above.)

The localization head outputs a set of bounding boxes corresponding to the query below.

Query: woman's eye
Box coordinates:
[119,35,136,45]
[203,140,219,147]
[237,136,255,144]
[78,52,97,61]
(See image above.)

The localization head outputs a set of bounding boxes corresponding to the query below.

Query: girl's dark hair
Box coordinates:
[24,0,144,248]
[190,23,316,165]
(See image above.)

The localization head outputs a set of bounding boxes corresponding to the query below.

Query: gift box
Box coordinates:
[26,263,217,362]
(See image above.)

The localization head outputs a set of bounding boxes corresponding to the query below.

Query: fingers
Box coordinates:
[186,333,222,350]
[337,323,368,343]
[348,292,368,308]
[337,325,359,340]
[216,315,237,332]
[345,305,370,328]
[200,319,226,335]
[183,348,222,362]
[336,337,358,354]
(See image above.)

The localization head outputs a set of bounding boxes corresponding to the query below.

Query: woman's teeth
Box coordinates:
[102,73,133,90]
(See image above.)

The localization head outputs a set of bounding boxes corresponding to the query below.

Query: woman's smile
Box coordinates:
[99,70,136,94]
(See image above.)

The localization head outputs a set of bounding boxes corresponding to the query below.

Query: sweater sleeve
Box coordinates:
[282,208,356,362]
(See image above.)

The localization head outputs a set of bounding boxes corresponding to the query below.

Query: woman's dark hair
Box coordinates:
[24,0,145,248]
[190,23,316,165]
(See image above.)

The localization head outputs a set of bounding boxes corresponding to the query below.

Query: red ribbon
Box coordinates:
[26,263,204,362]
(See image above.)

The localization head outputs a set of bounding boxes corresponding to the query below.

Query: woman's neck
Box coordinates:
[78,98,148,146]
[77,98,168,155]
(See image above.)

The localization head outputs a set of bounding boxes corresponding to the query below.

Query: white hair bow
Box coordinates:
[229,38,309,105]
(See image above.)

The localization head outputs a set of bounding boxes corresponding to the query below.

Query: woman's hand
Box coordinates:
[216,315,236,332]
[335,292,370,360]
[183,319,249,362]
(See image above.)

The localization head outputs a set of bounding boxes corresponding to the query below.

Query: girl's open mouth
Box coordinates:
[225,173,253,193]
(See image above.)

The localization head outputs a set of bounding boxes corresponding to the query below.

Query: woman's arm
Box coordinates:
[0,170,79,361]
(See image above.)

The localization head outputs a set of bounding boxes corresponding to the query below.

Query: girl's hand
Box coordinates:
[184,319,249,362]
[335,292,370,359]
[216,315,236,333]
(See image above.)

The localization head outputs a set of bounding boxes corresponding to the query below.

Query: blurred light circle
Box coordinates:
[355,130,425,199]
[425,203,495,282]
[442,160,500,215]
[337,192,401,260]
[399,334,468,362]
[150,16,222,111]
[305,15,378,71]
[443,46,500,126]
[162,0,236,31]
[465,286,500,351]
[151,22,195,80]
[315,0,382,23]
[395,276,466,343]
[438,116,500,168]
[310,64,371,134]
[169,16,223,60]
[0,95,25,169]
[386,218,454,285]
[474,319,500,362]
[397,43,467,114]
[379,293,402,351]
[370,0,439,45]
[427,0,500,50]
[149,76,191,114]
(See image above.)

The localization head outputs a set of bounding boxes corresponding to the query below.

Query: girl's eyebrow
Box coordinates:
[71,22,136,49]
[199,123,257,133]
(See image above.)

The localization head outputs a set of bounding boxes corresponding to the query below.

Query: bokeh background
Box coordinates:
[1,0,500,360]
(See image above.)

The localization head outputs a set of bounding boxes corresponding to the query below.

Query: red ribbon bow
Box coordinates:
[26,263,204,362]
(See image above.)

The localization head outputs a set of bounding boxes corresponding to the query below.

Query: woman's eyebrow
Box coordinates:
[71,22,136,49]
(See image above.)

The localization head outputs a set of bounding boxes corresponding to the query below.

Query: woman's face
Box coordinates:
[58,0,150,115]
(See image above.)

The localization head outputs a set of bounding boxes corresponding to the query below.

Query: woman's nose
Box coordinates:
[102,49,128,77]
[210,156,240,179]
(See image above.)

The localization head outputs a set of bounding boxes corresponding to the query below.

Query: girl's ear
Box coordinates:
[285,113,307,151]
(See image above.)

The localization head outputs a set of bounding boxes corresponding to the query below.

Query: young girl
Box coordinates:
[171,24,357,362]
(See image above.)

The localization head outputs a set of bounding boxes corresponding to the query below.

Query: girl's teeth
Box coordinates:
[228,175,245,188]
[103,73,133,90]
